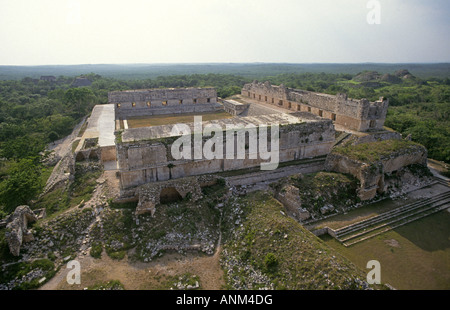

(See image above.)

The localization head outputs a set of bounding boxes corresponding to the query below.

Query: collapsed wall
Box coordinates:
[109,87,221,118]
[242,81,389,132]
[324,140,428,200]
[116,112,335,189]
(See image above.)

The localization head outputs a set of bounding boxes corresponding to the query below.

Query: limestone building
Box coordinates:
[109,87,221,118]
[76,84,404,201]
[116,112,335,189]
[241,81,389,132]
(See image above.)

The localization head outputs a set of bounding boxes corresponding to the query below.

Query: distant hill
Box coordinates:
[0,63,449,80]
[353,69,416,84]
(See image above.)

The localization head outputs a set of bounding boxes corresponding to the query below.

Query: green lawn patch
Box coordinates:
[321,210,450,289]
[333,139,423,163]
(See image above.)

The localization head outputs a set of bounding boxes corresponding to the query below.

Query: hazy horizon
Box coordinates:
[1,0,449,66]
[2,61,450,67]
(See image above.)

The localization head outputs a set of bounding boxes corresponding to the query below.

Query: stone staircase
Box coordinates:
[333,132,352,147]
[331,182,450,246]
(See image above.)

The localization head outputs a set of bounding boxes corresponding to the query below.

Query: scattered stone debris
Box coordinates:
[170,274,201,290]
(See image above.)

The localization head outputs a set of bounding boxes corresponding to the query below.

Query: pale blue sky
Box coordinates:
[0,0,449,65]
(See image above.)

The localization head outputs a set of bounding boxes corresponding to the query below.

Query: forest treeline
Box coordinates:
[0,71,448,215]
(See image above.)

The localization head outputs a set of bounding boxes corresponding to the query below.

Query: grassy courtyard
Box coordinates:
[321,210,450,290]
[124,111,233,128]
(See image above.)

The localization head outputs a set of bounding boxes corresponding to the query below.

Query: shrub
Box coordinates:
[90,242,103,259]
[264,253,279,271]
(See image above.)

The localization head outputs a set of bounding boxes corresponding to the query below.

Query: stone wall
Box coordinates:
[221,99,249,116]
[130,175,220,216]
[109,88,221,118]
[324,143,428,200]
[242,81,389,132]
[117,115,335,189]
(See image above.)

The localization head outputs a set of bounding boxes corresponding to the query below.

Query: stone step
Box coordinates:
[339,196,450,243]
[335,190,450,237]
[343,203,450,247]
[336,193,450,240]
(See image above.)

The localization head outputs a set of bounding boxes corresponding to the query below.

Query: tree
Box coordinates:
[63,87,96,117]
[0,158,42,212]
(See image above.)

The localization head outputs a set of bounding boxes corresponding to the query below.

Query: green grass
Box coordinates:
[69,164,102,207]
[279,171,360,214]
[108,200,138,210]
[39,165,54,188]
[32,187,71,216]
[77,121,88,137]
[71,140,80,153]
[0,258,56,290]
[333,139,424,163]
[102,209,134,260]
[32,163,102,217]
[221,191,373,290]
[321,210,450,289]
[90,241,103,259]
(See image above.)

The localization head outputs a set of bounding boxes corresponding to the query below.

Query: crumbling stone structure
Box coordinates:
[133,175,220,216]
[221,98,249,116]
[5,206,38,256]
[242,81,389,132]
[109,87,221,118]
[324,142,428,200]
[116,112,335,189]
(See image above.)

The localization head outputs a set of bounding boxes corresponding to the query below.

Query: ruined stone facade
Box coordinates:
[242,81,389,132]
[109,87,221,118]
[116,112,335,189]
[132,175,220,216]
[324,142,428,200]
[220,98,249,116]
[5,206,38,256]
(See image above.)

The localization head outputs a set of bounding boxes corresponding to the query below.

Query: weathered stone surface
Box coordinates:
[276,183,311,221]
[242,81,389,132]
[5,205,38,256]
[325,142,429,200]
[117,113,335,189]
[136,200,156,217]
[110,87,220,118]
[133,174,220,217]
[320,204,335,215]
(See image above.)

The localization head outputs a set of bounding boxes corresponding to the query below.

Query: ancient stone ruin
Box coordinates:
[110,87,221,118]
[242,81,389,132]
[69,82,433,217]
[325,142,429,200]
[5,206,38,256]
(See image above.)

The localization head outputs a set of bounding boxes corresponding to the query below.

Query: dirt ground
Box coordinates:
[40,245,225,290]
